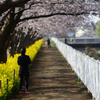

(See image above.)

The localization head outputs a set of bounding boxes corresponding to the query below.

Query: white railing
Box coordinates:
[58,37,100,44]
[52,37,100,100]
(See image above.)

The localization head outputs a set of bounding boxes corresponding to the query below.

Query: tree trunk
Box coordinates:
[0,7,24,62]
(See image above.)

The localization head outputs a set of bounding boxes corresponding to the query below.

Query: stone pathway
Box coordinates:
[9,46,92,100]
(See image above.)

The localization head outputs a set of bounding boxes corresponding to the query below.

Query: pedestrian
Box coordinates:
[47,38,51,48]
[17,48,31,94]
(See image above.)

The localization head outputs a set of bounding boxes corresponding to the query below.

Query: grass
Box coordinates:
[84,91,88,94]
[43,39,56,46]
[76,78,82,86]
[50,41,56,46]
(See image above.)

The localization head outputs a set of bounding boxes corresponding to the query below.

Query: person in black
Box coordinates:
[47,38,51,48]
[18,48,31,94]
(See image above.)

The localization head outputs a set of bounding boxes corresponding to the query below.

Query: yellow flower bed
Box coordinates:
[0,39,43,99]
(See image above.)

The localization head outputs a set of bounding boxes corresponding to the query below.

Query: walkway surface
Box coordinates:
[9,46,92,100]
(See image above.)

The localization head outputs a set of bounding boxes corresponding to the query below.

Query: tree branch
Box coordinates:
[18,12,89,22]
[0,0,30,15]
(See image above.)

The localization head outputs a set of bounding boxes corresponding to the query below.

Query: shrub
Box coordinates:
[0,39,43,99]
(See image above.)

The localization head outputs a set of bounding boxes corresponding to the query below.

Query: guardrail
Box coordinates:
[52,37,100,100]
[66,37,100,44]
[58,37,100,44]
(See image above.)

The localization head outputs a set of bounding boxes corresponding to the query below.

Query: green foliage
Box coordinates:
[84,91,88,94]
[76,78,82,86]
[50,41,56,46]
[96,21,100,36]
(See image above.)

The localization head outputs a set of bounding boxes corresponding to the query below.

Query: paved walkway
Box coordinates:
[9,46,92,100]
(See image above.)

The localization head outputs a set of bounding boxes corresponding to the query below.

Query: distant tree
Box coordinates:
[96,21,100,36]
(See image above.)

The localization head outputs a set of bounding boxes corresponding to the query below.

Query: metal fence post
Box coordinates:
[13,69,15,80]
[0,80,1,89]
[6,78,8,92]
[13,69,15,85]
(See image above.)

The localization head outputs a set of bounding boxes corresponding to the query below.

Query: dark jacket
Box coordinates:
[18,55,31,72]
[47,38,50,44]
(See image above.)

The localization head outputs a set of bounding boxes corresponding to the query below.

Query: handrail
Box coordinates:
[58,38,100,44]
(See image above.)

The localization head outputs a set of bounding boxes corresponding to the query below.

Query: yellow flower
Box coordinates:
[0,39,43,98]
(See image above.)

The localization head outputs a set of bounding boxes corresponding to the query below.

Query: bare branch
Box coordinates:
[0,0,30,15]
[18,12,89,22]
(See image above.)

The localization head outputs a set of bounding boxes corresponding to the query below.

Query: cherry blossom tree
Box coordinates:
[0,0,100,62]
